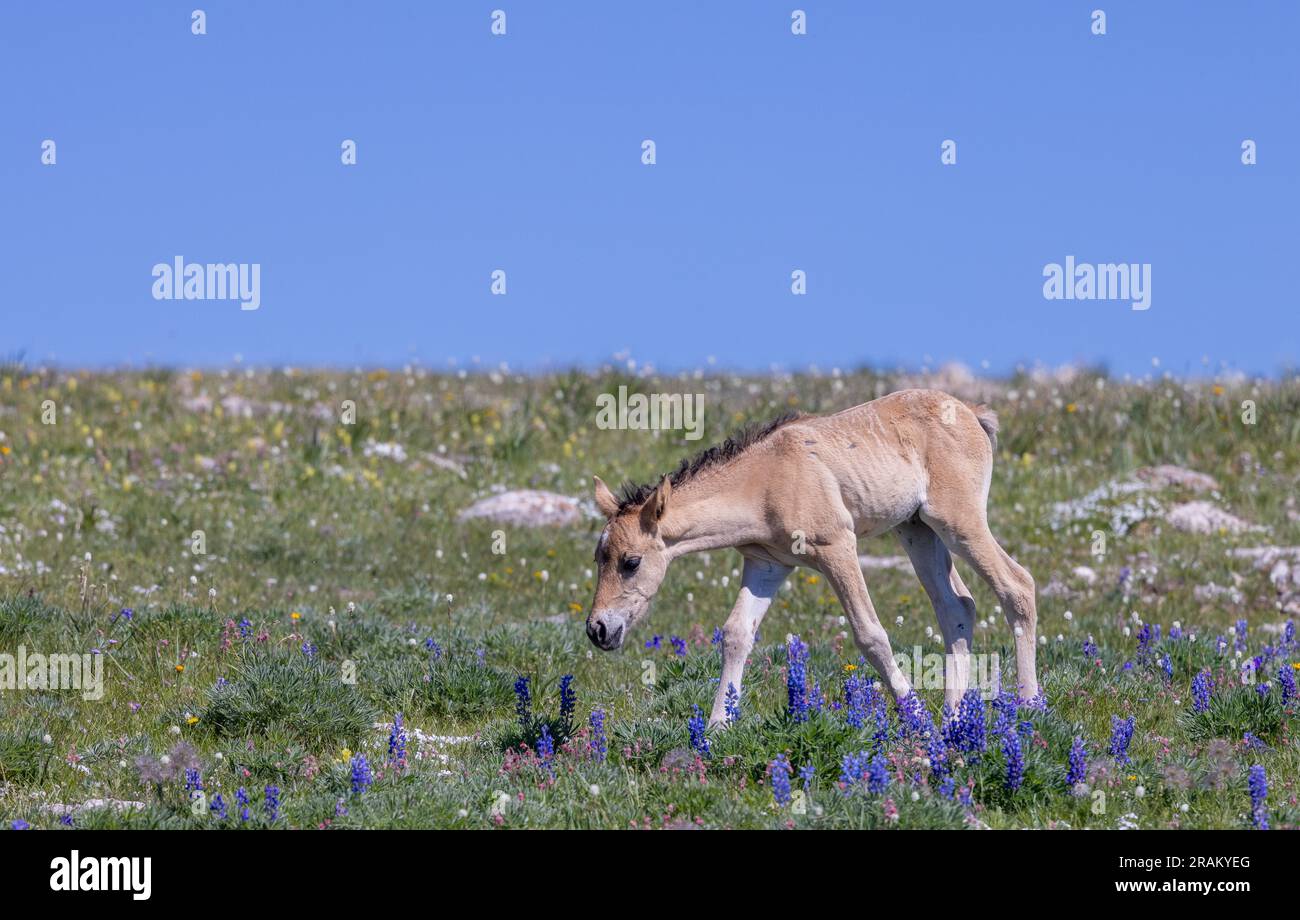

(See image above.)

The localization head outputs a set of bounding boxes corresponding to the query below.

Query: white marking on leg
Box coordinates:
[709,559,791,727]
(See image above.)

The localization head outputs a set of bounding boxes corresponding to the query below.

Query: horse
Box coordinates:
[585,388,1038,727]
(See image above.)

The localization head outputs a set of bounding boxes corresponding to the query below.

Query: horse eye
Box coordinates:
[621,556,641,574]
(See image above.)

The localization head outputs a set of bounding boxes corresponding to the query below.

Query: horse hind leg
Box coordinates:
[922,507,1039,701]
[894,518,977,710]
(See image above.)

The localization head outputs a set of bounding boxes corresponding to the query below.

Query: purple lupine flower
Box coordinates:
[558,674,577,733]
[1002,731,1024,792]
[350,754,372,795]
[724,683,741,723]
[898,691,934,739]
[953,689,987,755]
[991,689,1017,737]
[1192,669,1214,713]
[768,754,793,806]
[1082,635,1098,659]
[839,750,888,794]
[1136,622,1153,662]
[799,763,815,791]
[1066,737,1087,789]
[844,673,866,729]
[1234,619,1248,652]
[711,627,723,646]
[423,637,443,658]
[1159,652,1173,682]
[786,635,810,723]
[236,787,251,821]
[536,724,555,767]
[687,705,710,757]
[1278,665,1296,704]
[839,751,868,793]
[1108,715,1135,764]
[1248,765,1269,830]
[589,709,608,762]
[10,819,30,830]
[1243,732,1268,751]
[866,754,889,794]
[264,785,281,822]
[209,793,227,819]
[514,675,532,728]
[670,636,687,657]
[301,640,316,659]
[1284,620,1295,648]
[644,635,662,651]
[928,727,949,783]
[388,713,407,768]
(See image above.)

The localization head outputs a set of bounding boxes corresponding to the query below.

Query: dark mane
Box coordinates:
[616,410,803,512]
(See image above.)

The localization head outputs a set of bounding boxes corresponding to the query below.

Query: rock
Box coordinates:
[1164,501,1264,535]
[457,490,591,527]
[1052,466,1222,536]
[1193,582,1244,604]
[1135,465,1218,493]
[1228,546,1300,565]
[37,798,146,816]
[1227,547,1300,600]
[1049,478,1159,535]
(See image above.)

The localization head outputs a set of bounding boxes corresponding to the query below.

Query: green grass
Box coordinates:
[0,365,1297,829]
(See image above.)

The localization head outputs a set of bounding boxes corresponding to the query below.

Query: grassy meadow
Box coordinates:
[0,363,1297,829]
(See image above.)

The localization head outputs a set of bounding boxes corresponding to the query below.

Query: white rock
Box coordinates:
[1165,501,1264,535]
[457,490,592,527]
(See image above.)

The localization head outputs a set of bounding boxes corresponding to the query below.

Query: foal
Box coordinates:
[585,388,1038,728]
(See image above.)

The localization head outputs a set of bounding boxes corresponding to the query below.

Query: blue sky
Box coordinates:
[3,1,1297,375]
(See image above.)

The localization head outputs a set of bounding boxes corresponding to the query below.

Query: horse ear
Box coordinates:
[639,476,671,531]
[593,476,619,518]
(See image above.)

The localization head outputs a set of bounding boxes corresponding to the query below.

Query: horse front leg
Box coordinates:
[708,558,792,728]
